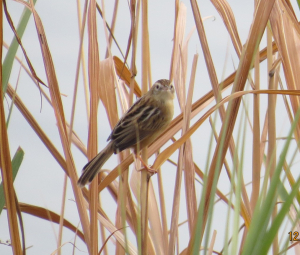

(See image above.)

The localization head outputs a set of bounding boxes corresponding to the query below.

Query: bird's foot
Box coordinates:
[136,154,157,175]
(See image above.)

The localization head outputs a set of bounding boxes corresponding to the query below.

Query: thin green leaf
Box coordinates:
[0,147,24,214]
[2,0,37,93]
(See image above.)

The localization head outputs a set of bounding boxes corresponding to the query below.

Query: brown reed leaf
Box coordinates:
[15,203,85,242]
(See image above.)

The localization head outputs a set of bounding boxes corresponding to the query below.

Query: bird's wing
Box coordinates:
[108,97,164,152]
[107,96,143,141]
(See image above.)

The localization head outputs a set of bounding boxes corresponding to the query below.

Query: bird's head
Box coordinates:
[150,79,175,100]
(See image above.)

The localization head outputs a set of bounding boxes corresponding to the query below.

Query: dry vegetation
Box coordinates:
[2,0,300,254]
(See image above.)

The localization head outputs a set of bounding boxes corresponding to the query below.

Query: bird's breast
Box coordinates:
[160,99,174,122]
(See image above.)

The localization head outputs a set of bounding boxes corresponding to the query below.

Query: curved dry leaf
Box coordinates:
[14,203,85,242]
[113,56,141,97]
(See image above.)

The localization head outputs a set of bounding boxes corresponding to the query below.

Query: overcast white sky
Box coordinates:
[1,0,300,254]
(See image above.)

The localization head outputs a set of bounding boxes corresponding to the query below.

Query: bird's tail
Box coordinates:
[77,142,114,187]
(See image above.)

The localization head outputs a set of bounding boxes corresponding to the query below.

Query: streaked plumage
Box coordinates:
[77,79,175,187]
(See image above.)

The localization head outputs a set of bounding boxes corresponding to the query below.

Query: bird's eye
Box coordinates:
[155,84,160,90]
[170,85,174,89]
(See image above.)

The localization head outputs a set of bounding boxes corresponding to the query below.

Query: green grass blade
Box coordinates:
[0,147,24,214]
[259,176,300,254]
[242,107,300,255]
[2,0,37,93]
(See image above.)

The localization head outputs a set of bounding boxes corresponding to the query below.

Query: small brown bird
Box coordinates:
[77,79,175,187]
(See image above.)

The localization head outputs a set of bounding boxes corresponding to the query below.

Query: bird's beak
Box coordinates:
[162,86,169,90]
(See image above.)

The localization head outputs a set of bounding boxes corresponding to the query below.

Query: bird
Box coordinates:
[77,79,175,187]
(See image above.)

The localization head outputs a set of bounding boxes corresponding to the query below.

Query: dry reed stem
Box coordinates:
[267,25,279,255]
[0,4,22,253]
[105,0,119,58]
[129,0,139,106]
[155,153,168,254]
[250,21,261,210]
[168,3,187,254]
[28,0,91,251]
[142,163,165,251]
[57,1,89,253]
[139,0,153,254]
[69,0,89,142]
[87,0,100,254]
[76,0,90,121]
[184,54,198,233]
[101,2,126,253]
[98,8,131,250]
[147,173,165,252]
[169,0,180,82]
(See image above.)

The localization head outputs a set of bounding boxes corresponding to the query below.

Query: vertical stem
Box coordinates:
[129,0,139,105]
[0,1,22,253]
[267,26,278,255]
[87,0,100,254]
[105,0,119,58]
[57,175,67,255]
[58,2,89,253]
[250,0,261,210]
[141,0,149,253]
[76,0,90,121]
